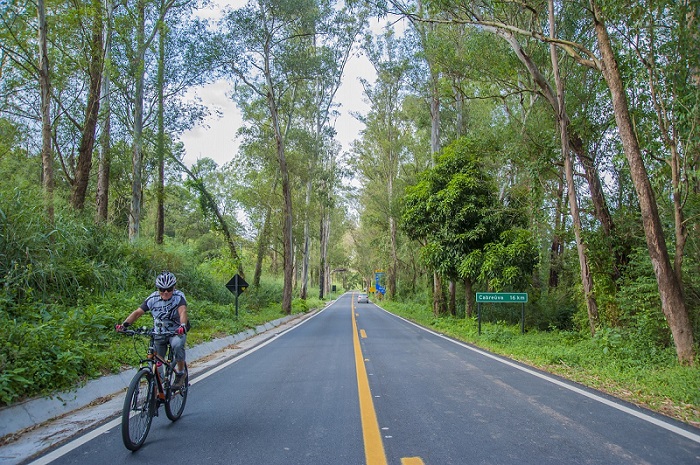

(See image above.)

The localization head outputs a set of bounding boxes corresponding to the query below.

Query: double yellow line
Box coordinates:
[352,299,424,465]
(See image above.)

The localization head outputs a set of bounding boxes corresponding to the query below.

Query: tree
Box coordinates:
[69,0,105,211]
[295,3,367,300]
[393,0,695,364]
[402,138,515,316]
[173,156,243,270]
[408,3,448,314]
[37,0,54,223]
[354,28,410,300]
[96,0,116,222]
[117,0,183,241]
[547,0,598,334]
[218,0,327,314]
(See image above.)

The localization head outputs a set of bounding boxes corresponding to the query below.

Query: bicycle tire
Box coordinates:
[165,366,188,421]
[121,368,154,451]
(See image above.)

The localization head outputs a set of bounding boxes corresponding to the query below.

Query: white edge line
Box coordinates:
[28,303,335,464]
[381,307,700,445]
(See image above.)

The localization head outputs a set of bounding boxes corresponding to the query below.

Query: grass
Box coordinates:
[380,300,700,427]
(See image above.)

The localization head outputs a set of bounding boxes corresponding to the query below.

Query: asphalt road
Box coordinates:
[29,293,700,465]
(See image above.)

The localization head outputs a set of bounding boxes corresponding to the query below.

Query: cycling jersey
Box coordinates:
[140,290,187,332]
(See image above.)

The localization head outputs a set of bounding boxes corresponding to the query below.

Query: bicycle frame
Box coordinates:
[128,327,177,399]
[119,325,188,451]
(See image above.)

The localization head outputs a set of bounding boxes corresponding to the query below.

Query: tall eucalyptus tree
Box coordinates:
[111,0,184,241]
[96,0,116,222]
[295,2,367,300]
[1,1,55,221]
[153,10,212,244]
[353,29,411,300]
[407,4,449,314]
[37,0,53,223]
[547,0,598,334]
[218,0,329,314]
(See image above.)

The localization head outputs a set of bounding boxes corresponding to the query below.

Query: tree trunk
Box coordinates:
[570,134,614,237]
[549,169,564,288]
[430,69,442,313]
[319,212,330,299]
[38,0,54,224]
[592,1,694,363]
[550,1,598,335]
[129,0,146,242]
[388,212,398,299]
[448,280,456,316]
[464,277,474,318]
[253,205,271,288]
[267,86,293,313]
[96,0,113,223]
[300,177,311,300]
[155,17,166,245]
[71,2,103,211]
[432,272,443,317]
[170,157,243,274]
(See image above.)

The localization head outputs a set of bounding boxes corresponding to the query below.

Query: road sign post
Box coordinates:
[476,292,528,335]
[226,274,249,318]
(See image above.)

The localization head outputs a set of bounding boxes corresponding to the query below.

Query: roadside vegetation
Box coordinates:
[381,299,700,428]
[0,201,321,406]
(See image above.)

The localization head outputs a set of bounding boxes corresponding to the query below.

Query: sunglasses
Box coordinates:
[158,286,174,293]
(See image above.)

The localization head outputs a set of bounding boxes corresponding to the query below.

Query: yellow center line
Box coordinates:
[401,458,425,465]
[360,329,367,339]
[352,300,388,465]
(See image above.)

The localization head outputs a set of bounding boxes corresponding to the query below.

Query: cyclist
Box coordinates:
[116,271,189,388]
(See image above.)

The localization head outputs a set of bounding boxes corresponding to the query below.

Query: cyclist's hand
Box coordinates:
[115,322,130,332]
[177,324,187,335]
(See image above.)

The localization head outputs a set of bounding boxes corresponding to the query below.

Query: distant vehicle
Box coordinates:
[357,293,369,304]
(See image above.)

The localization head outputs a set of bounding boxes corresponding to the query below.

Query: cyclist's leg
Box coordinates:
[154,336,169,359]
[169,334,187,388]
[154,336,169,380]
[170,334,187,372]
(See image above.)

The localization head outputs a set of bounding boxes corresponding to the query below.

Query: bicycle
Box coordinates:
[118,325,189,451]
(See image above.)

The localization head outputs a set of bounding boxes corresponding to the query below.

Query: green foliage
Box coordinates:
[615,246,672,348]
[401,137,501,276]
[0,190,132,308]
[240,279,284,312]
[465,228,537,292]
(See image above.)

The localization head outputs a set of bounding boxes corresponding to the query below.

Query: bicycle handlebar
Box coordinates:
[118,326,179,337]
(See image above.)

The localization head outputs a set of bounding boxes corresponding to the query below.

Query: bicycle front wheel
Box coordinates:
[165,366,188,421]
[121,368,154,451]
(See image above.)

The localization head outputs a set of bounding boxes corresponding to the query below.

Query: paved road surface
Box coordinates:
[27,293,700,464]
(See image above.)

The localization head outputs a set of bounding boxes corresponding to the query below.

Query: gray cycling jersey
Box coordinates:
[140,290,187,333]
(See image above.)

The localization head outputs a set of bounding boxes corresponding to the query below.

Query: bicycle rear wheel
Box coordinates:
[121,368,154,451]
[165,366,188,421]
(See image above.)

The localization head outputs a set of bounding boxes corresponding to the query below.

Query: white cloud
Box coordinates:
[179,80,242,167]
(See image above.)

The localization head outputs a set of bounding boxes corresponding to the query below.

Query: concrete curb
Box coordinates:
[0,311,310,441]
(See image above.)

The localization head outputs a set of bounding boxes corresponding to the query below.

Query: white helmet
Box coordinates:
[155,271,176,289]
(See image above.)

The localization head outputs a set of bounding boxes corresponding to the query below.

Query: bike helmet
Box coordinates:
[155,271,177,289]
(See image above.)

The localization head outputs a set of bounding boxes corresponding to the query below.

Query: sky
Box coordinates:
[177,2,401,167]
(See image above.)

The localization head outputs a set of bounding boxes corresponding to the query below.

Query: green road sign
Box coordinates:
[476,292,528,303]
